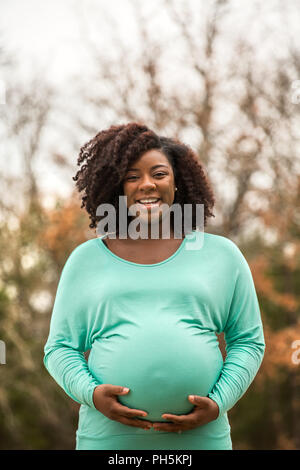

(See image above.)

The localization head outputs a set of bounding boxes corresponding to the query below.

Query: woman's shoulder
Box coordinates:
[62,238,101,269]
[192,230,238,250]
[202,231,238,248]
[201,231,251,270]
[193,230,246,263]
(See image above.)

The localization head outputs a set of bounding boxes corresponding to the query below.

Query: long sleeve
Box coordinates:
[43,247,101,409]
[207,245,266,417]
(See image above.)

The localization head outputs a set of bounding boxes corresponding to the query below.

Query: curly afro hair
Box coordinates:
[72,122,215,234]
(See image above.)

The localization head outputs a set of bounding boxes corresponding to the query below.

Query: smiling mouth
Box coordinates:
[135,198,161,207]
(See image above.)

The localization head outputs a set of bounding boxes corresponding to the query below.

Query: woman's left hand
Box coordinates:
[152,396,219,433]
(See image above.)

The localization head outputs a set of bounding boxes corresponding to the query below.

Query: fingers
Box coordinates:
[188,395,219,421]
[111,385,149,419]
[95,385,152,430]
[114,404,149,419]
[117,416,153,430]
[153,422,182,433]
[152,414,184,433]
[108,385,130,396]
[153,410,200,432]
[188,395,210,408]
[109,401,152,428]
[109,401,153,429]
[161,414,185,423]
[108,385,150,423]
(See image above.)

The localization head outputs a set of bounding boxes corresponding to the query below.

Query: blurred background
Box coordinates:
[0,0,300,450]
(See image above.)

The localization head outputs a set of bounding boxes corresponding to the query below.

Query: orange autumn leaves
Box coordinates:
[37,194,94,266]
[251,255,298,313]
[250,255,300,381]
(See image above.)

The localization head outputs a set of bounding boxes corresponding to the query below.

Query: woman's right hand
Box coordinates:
[92,384,153,430]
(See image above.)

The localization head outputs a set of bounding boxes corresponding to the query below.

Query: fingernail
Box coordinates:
[189,395,194,400]
[123,387,129,392]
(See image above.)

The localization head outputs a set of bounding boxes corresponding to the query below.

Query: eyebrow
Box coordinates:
[126,164,169,172]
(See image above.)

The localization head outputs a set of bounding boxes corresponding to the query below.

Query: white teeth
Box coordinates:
[138,199,160,203]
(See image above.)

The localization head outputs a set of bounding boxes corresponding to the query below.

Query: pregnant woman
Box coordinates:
[43,122,265,450]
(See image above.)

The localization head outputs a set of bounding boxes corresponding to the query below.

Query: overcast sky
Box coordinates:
[1,0,299,84]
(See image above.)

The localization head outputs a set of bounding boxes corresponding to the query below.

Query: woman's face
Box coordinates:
[122,149,176,230]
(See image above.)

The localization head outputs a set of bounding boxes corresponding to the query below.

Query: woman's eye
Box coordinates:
[125,173,166,181]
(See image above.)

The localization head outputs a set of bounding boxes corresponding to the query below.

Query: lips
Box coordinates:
[135,198,161,209]
[135,198,161,204]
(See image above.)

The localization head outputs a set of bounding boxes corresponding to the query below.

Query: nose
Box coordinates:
[138,176,156,191]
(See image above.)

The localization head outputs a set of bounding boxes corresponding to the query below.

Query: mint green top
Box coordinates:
[43,230,265,450]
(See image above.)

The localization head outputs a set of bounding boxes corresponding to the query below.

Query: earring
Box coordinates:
[175,187,178,191]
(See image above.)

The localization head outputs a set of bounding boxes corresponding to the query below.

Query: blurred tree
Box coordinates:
[227,174,300,449]
[75,0,300,242]
[0,56,80,447]
[0,193,95,449]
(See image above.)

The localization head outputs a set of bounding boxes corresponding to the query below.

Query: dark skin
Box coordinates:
[93,149,220,432]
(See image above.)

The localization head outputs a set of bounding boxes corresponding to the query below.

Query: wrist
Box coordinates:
[92,385,101,408]
[208,397,220,420]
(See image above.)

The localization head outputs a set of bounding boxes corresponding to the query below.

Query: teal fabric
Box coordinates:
[43,230,265,450]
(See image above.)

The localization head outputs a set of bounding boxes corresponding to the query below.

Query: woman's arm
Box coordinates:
[207,247,266,417]
[43,247,100,409]
[44,346,99,408]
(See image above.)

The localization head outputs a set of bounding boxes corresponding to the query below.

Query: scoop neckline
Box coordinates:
[97,233,190,267]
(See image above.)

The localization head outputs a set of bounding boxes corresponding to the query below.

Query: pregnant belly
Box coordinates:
[88,325,223,422]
